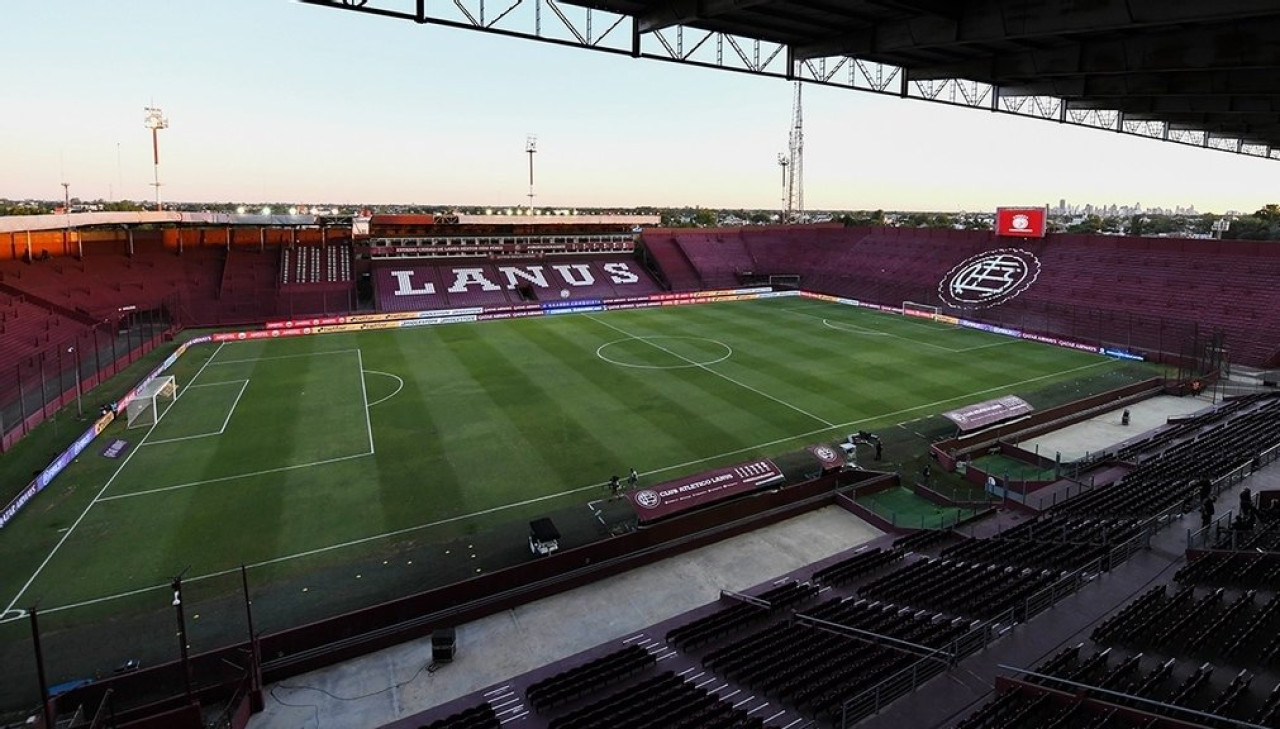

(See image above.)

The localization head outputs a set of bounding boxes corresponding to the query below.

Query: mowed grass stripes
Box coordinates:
[3,297,1124,609]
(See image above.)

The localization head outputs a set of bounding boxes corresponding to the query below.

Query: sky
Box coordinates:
[1,0,1276,213]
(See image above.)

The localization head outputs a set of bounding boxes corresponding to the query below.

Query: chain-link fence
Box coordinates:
[1,307,171,451]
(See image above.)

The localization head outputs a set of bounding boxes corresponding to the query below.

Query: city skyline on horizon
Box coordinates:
[4,195,1243,217]
[4,1,1280,215]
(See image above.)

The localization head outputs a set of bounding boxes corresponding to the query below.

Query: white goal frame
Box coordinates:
[126,376,178,429]
[902,301,941,321]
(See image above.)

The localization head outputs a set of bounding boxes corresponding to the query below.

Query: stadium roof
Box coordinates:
[301,0,1280,159]
[0,212,336,235]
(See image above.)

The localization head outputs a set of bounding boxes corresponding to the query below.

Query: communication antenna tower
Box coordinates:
[783,81,804,224]
[776,153,789,224]
[526,135,537,212]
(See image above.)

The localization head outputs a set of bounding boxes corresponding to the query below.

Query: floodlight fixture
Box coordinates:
[143,106,169,211]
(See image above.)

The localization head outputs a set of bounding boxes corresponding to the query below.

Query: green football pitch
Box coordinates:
[0,297,1133,624]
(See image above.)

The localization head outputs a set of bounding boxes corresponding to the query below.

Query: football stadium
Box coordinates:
[5,2,1280,729]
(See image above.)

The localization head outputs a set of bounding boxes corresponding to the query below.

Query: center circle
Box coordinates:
[596,336,733,370]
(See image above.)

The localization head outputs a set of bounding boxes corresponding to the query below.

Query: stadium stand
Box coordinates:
[0,240,223,322]
[672,232,756,289]
[215,247,282,323]
[419,701,501,729]
[638,235,703,291]
[1056,396,1280,519]
[397,393,1279,729]
[525,645,656,714]
[651,226,1280,366]
[281,244,353,285]
[372,257,662,312]
[0,291,80,363]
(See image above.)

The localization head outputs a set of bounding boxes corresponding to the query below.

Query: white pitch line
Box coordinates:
[821,318,890,337]
[146,432,221,446]
[808,310,954,352]
[800,303,1023,353]
[627,358,1117,483]
[206,348,361,366]
[955,340,1020,353]
[357,349,375,454]
[364,370,404,407]
[97,451,374,502]
[185,379,246,390]
[2,342,225,616]
[176,341,226,401]
[587,314,835,428]
[3,357,1119,620]
[145,379,249,446]
[219,379,249,432]
[783,305,973,352]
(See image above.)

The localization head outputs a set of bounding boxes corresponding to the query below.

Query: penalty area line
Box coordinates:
[178,341,226,398]
[206,348,361,366]
[144,379,250,447]
[97,451,374,502]
[0,343,224,618]
[358,349,375,454]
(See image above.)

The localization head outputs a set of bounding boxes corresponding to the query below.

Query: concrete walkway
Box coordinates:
[248,506,882,729]
[1016,394,1212,461]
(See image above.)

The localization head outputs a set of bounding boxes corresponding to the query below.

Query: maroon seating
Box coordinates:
[673,232,755,289]
[281,245,353,285]
[640,235,703,291]
[650,226,1280,367]
[0,241,221,321]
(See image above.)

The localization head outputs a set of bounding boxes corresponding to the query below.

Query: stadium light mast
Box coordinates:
[525,134,537,212]
[144,106,169,211]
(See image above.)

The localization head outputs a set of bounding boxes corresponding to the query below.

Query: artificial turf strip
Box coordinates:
[0,297,1124,614]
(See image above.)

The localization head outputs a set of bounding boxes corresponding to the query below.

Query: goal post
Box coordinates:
[126,375,178,429]
[902,301,941,321]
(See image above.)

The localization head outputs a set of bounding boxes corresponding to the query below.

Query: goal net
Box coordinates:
[902,301,941,321]
[126,376,178,429]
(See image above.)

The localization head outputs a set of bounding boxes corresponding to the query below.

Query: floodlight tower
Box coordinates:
[525,135,537,212]
[144,106,169,211]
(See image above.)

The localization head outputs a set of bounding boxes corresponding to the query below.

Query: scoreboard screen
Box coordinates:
[995,207,1048,238]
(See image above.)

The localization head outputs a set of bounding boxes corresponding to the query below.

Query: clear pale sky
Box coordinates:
[1,0,1276,213]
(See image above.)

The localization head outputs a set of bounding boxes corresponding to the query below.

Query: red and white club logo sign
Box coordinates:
[939,249,1041,309]
[995,207,1047,237]
[634,490,662,509]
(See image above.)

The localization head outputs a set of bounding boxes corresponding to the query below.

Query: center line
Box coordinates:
[586,314,835,428]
